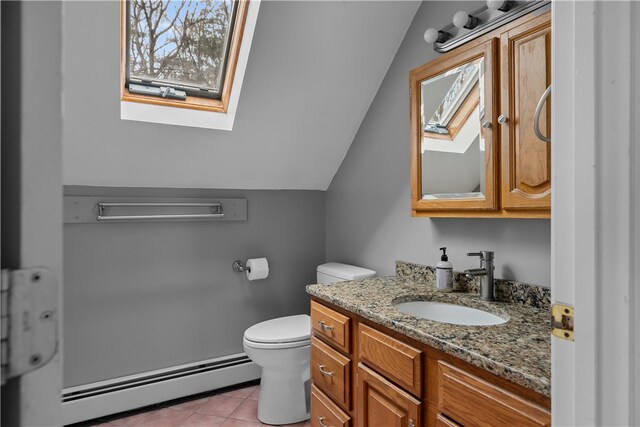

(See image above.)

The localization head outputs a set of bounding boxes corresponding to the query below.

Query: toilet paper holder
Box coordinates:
[232,260,251,273]
[233,258,269,281]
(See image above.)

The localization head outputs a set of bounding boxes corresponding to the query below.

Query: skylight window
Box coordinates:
[121,0,249,112]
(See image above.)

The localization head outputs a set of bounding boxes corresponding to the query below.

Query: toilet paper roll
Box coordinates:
[246,258,269,281]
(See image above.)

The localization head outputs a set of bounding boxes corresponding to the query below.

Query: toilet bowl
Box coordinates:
[243,263,376,425]
[243,315,311,425]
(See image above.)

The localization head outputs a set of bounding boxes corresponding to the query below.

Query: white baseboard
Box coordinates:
[62,353,261,425]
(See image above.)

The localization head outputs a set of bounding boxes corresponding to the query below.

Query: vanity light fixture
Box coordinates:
[424,28,450,44]
[453,11,479,30]
[424,0,549,53]
[486,0,514,12]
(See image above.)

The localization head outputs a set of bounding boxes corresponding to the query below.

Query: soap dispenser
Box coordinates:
[436,247,453,292]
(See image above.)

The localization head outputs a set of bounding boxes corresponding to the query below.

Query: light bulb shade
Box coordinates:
[424,28,448,44]
[453,11,470,28]
[487,0,513,11]
[453,11,479,29]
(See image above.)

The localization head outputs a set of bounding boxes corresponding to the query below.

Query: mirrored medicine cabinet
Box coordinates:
[409,11,552,218]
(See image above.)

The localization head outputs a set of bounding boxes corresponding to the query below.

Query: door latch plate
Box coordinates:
[1,267,58,385]
[551,303,574,341]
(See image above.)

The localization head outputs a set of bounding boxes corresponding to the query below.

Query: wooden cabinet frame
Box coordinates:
[409,10,552,218]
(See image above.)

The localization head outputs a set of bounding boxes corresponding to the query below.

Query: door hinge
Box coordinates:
[1,267,58,385]
[551,303,574,341]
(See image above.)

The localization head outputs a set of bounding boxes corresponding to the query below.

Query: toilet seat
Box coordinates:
[243,314,310,349]
[243,336,310,350]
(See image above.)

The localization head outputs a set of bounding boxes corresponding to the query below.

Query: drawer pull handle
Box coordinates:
[318,320,334,331]
[318,416,329,427]
[409,419,415,427]
[318,364,334,377]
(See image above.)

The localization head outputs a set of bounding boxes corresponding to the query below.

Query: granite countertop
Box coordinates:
[306,262,551,397]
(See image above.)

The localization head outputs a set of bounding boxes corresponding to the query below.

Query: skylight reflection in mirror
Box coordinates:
[420,57,486,199]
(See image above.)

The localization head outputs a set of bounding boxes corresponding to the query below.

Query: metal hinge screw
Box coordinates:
[30,354,42,366]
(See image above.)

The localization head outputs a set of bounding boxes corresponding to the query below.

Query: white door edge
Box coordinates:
[1,2,64,426]
[632,3,640,425]
[551,2,596,425]
[552,1,637,426]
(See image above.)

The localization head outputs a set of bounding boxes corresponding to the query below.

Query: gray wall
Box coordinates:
[64,186,325,387]
[326,0,551,286]
[61,1,419,190]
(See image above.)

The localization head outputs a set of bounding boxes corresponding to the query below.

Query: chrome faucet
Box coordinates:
[465,251,495,301]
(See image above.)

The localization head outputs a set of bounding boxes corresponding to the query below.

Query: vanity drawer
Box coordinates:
[311,385,351,427]
[358,323,422,396]
[438,361,550,427]
[311,301,351,353]
[311,337,351,409]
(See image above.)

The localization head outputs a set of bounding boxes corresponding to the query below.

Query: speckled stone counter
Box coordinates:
[306,261,551,397]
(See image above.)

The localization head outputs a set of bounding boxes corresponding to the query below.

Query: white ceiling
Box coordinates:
[62,1,420,190]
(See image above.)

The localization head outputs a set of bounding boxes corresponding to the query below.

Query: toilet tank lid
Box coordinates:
[244,314,310,344]
[317,262,376,281]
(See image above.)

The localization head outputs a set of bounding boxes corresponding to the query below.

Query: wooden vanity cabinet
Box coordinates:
[310,298,551,427]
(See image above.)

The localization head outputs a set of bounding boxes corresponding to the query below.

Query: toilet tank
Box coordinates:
[316,262,376,284]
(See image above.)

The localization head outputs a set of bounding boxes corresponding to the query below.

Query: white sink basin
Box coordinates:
[393,301,507,326]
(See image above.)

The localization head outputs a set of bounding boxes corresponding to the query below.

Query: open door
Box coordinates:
[552,1,639,426]
[1,2,64,425]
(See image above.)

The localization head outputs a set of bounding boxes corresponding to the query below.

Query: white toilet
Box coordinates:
[242,262,376,425]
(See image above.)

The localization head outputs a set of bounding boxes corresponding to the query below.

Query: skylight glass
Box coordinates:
[127,0,237,98]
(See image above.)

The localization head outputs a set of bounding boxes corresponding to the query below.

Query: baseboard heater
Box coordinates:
[62,353,261,425]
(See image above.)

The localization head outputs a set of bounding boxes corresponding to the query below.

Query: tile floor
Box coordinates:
[74,382,311,427]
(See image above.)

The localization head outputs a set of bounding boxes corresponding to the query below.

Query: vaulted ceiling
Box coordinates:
[62,1,420,190]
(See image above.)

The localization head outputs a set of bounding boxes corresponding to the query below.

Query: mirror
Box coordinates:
[409,39,497,215]
[420,57,485,200]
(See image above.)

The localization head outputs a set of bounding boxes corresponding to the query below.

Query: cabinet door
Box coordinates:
[500,13,551,211]
[409,39,500,216]
[357,363,420,427]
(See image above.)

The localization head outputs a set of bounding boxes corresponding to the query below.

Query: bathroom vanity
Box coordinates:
[306,262,551,427]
